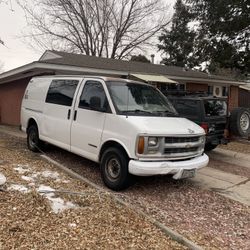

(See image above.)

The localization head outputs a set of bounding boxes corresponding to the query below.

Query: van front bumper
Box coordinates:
[128,154,209,179]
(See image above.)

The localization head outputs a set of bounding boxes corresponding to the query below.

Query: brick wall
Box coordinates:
[186,82,208,92]
[238,88,250,108]
[228,86,239,111]
[0,78,31,125]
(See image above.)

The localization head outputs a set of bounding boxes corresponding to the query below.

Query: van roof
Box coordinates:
[31,75,149,85]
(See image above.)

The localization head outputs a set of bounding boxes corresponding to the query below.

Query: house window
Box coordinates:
[158,83,185,92]
[208,86,213,95]
[222,86,228,96]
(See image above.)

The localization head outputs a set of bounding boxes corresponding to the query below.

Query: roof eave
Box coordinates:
[0,61,246,86]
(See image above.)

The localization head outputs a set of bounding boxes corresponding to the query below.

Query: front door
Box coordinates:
[71,79,110,162]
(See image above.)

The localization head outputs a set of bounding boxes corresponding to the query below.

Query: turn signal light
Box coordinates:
[137,136,145,154]
[200,123,208,134]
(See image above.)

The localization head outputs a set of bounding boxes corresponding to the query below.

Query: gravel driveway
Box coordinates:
[45,146,250,249]
[1,131,250,249]
[0,132,184,250]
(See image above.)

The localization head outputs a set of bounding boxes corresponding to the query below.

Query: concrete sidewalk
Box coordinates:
[208,148,250,169]
[0,125,26,138]
[194,167,250,206]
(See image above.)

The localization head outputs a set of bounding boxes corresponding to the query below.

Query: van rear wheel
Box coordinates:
[27,125,42,152]
[100,147,131,191]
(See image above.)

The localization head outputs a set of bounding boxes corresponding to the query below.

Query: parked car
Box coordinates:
[168,93,228,151]
[168,92,250,151]
[21,76,208,190]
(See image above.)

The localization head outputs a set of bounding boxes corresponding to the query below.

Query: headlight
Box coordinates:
[200,136,206,144]
[148,137,158,147]
[137,136,161,155]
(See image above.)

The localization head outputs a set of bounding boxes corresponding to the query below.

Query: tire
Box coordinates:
[205,143,217,151]
[230,108,250,137]
[100,147,131,191]
[27,125,42,152]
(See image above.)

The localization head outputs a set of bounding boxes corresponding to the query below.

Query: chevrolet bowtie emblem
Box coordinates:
[188,129,195,134]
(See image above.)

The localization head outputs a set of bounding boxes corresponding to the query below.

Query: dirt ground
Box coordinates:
[219,140,250,154]
[0,132,184,250]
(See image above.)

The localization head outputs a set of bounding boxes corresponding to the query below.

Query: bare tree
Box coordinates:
[18,0,170,59]
[0,0,7,45]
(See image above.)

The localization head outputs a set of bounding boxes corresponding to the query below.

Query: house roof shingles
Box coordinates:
[40,50,239,82]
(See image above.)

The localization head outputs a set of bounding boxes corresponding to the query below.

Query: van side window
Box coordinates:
[46,79,79,106]
[79,81,110,112]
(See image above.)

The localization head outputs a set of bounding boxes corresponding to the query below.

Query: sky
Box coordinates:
[0,0,175,73]
[0,1,41,71]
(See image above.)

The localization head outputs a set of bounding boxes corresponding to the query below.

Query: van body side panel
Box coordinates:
[21,78,51,131]
[40,103,72,150]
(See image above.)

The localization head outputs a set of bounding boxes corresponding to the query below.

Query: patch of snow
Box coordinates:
[37,185,55,193]
[49,197,76,214]
[40,170,60,180]
[61,180,70,183]
[37,185,77,214]
[21,176,35,182]
[0,172,6,185]
[8,184,29,193]
[13,164,30,174]
[30,173,39,179]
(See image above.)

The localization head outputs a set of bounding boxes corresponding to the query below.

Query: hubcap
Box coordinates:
[240,112,250,132]
[29,130,37,148]
[106,158,121,181]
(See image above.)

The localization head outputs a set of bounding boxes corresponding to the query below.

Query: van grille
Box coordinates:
[165,136,200,143]
[164,147,198,154]
[163,136,203,159]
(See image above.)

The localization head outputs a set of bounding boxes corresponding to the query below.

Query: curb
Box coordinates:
[41,154,203,250]
[214,148,250,162]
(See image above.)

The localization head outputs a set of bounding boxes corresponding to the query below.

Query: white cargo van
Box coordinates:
[21,76,208,190]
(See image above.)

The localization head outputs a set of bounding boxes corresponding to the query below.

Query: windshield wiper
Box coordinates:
[153,110,179,117]
[122,109,153,115]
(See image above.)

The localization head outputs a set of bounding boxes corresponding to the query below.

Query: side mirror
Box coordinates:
[89,96,105,112]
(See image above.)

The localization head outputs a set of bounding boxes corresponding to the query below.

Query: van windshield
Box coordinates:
[106,81,178,116]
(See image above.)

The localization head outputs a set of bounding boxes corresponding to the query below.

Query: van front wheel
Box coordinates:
[100,147,131,191]
[27,125,42,152]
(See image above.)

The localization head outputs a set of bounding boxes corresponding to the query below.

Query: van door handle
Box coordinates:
[73,110,77,121]
[67,109,71,119]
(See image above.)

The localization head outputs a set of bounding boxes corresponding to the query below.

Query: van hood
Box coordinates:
[123,116,205,135]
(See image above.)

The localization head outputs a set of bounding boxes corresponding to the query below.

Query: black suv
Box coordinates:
[167,93,228,151]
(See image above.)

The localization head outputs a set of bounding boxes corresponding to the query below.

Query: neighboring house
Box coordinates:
[0,50,247,125]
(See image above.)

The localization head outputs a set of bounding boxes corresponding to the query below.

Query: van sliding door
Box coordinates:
[41,78,81,150]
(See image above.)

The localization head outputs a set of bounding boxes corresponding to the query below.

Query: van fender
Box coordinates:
[99,138,133,161]
[26,116,40,132]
